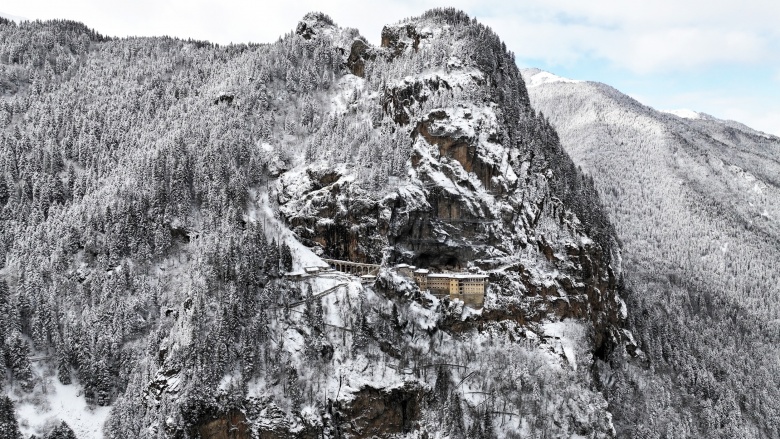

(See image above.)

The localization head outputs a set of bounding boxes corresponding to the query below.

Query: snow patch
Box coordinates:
[662,109,721,121]
[329,74,368,115]
[522,69,582,88]
[662,109,703,120]
[542,321,587,371]
[9,373,111,439]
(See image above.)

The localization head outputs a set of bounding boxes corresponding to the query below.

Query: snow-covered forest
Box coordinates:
[0,10,632,439]
[525,68,780,437]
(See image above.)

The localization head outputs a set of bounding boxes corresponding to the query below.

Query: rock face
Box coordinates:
[278,10,624,350]
[412,108,500,189]
[197,411,250,439]
[380,24,430,57]
[346,39,374,78]
[295,12,337,40]
[382,76,453,126]
[278,167,389,263]
[334,384,423,437]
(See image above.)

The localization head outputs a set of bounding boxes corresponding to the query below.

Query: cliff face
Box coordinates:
[269,13,627,437]
[278,12,624,347]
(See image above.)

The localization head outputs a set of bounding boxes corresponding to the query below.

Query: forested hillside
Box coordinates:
[0,11,626,438]
[524,68,780,437]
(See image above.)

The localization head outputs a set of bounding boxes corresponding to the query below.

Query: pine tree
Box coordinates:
[448,392,466,438]
[0,177,8,206]
[45,420,77,439]
[482,405,496,439]
[391,303,401,330]
[0,396,22,439]
[264,239,280,277]
[0,280,10,343]
[5,333,34,391]
[433,366,451,403]
[280,242,293,273]
[56,351,71,385]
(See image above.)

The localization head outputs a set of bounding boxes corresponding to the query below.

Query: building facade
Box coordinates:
[412,269,487,308]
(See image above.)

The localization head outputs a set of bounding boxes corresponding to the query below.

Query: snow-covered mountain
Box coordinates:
[4,8,777,438]
[0,11,628,439]
[0,12,26,23]
[523,68,780,437]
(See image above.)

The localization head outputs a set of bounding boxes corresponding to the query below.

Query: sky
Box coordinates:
[3,0,780,136]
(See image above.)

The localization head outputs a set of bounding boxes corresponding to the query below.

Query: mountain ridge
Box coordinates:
[523,67,780,437]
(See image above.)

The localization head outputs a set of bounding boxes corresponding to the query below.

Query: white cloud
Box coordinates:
[717,106,780,138]
[613,28,767,73]
[476,0,780,74]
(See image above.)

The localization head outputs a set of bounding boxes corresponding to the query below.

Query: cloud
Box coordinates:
[611,28,768,73]
[475,0,780,74]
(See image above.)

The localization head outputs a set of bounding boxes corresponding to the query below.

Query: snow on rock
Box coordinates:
[542,320,588,371]
[295,12,339,41]
[329,74,368,115]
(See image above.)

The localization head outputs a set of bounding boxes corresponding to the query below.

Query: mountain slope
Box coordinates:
[523,68,780,437]
[0,12,626,438]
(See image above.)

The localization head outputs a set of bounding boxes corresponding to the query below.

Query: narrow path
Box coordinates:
[284,282,348,308]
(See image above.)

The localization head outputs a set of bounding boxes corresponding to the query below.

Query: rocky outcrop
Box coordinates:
[346,39,373,78]
[197,411,250,439]
[295,12,336,40]
[278,168,389,264]
[334,384,424,437]
[382,77,452,125]
[280,8,626,406]
[412,109,500,189]
[380,24,430,57]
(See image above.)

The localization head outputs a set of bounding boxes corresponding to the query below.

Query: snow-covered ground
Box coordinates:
[8,367,111,439]
[248,189,329,270]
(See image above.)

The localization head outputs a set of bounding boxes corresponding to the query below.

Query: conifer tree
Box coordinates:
[0,177,8,206]
[281,242,293,273]
[0,396,22,439]
[45,420,77,439]
[56,357,71,386]
[4,333,34,391]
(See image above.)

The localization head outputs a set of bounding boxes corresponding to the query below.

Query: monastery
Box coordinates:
[396,264,488,307]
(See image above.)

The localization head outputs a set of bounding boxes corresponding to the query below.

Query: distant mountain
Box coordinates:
[0,12,27,23]
[524,68,780,437]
